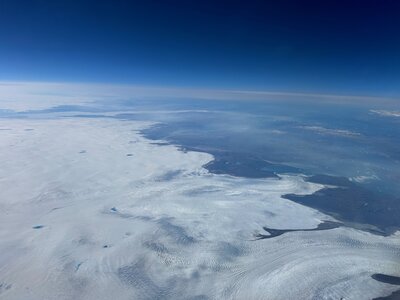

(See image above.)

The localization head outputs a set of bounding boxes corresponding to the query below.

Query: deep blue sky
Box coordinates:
[1,0,400,96]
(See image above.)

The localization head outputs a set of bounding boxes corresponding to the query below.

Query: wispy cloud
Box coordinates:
[370,109,400,118]
[299,126,361,137]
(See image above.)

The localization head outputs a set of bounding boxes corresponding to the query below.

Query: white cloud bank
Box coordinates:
[0,116,399,300]
[0,81,398,111]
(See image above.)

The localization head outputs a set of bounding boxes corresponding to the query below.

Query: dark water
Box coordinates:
[254,220,342,240]
[372,274,400,286]
[284,175,400,235]
[32,225,44,229]
[203,152,302,178]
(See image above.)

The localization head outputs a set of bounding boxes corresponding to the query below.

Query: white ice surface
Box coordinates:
[0,118,399,300]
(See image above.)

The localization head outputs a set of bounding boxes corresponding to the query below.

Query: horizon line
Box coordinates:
[0,80,399,102]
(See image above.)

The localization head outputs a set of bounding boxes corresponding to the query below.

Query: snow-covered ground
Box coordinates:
[0,117,399,299]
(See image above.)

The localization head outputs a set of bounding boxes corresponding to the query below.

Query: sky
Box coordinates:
[1,0,400,96]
